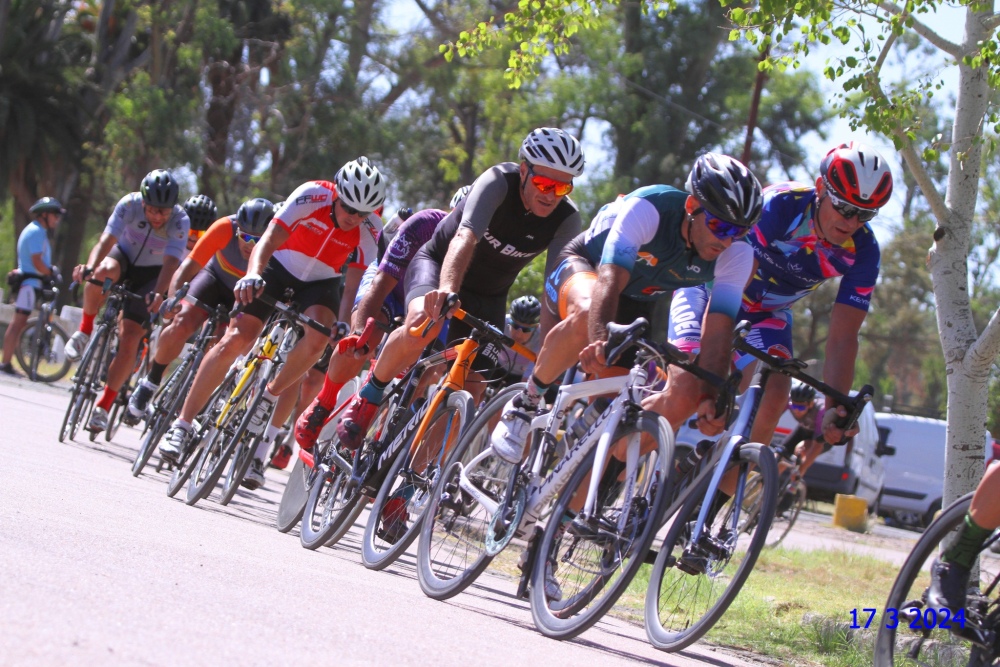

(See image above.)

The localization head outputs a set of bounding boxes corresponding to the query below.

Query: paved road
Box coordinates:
[0,377,763,667]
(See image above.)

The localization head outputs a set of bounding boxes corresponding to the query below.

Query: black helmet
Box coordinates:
[510,295,541,327]
[789,382,817,405]
[237,198,275,236]
[29,197,66,215]
[685,153,763,228]
[183,195,218,232]
[140,169,180,208]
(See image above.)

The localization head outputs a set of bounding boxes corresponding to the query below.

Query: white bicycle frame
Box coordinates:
[454,359,671,533]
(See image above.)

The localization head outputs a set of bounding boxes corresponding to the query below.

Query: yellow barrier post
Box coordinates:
[832,494,868,533]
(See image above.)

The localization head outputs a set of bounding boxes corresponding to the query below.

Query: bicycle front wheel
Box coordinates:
[530,411,674,640]
[645,442,778,652]
[133,356,195,477]
[59,325,109,443]
[16,318,71,383]
[362,390,474,570]
[873,493,997,666]
[416,383,523,600]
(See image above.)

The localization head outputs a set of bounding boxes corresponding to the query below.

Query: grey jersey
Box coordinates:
[104,193,189,267]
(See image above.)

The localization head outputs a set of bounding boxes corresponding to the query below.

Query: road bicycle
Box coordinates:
[104,329,151,441]
[14,278,71,382]
[131,284,229,478]
[181,292,351,506]
[874,492,1000,666]
[417,318,722,640]
[643,325,873,652]
[58,278,146,443]
[299,304,514,558]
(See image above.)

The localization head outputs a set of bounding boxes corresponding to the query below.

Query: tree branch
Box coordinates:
[968,305,1000,371]
[877,1,963,57]
[982,13,1000,32]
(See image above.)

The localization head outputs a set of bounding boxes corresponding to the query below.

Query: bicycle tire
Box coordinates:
[63,325,110,443]
[219,434,260,505]
[185,370,247,505]
[16,318,71,383]
[416,383,524,600]
[218,370,273,505]
[764,479,806,548]
[361,390,475,571]
[132,355,195,477]
[873,492,991,666]
[529,411,674,640]
[105,388,127,441]
[58,328,102,443]
[644,442,778,652]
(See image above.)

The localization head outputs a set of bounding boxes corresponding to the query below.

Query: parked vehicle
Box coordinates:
[873,413,992,529]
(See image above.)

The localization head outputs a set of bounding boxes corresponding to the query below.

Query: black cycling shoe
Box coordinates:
[927,558,971,613]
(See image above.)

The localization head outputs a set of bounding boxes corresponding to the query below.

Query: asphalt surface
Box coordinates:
[0,376,764,667]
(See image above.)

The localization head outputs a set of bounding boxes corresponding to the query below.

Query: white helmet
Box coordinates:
[335,156,386,213]
[518,128,585,177]
[450,185,472,210]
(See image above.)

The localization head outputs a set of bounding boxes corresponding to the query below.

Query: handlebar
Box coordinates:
[229,293,353,342]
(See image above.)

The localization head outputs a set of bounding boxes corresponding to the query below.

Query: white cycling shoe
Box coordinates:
[490,395,536,463]
[65,331,89,362]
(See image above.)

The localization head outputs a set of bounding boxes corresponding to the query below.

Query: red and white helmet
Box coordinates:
[820,141,893,209]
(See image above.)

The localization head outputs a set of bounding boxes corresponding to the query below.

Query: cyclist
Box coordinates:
[781,382,825,476]
[182,194,218,255]
[1,197,64,377]
[161,157,385,490]
[668,141,891,448]
[292,187,471,454]
[64,170,190,432]
[928,463,1000,613]
[334,127,585,452]
[124,198,274,424]
[497,295,543,386]
[491,153,763,462]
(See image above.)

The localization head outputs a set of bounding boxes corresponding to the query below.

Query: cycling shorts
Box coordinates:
[14,285,40,314]
[242,259,341,323]
[543,252,597,320]
[667,285,793,370]
[108,245,161,325]
[187,267,235,313]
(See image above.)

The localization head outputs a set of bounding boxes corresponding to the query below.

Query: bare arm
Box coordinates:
[86,233,117,269]
[339,265,364,324]
[30,253,51,277]
[154,256,180,297]
[247,224,290,277]
[168,258,203,296]
[438,227,477,294]
[823,303,866,402]
[354,271,398,330]
[697,312,735,394]
[588,264,630,342]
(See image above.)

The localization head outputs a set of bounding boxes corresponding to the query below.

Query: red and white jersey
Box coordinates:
[272,180,382,281]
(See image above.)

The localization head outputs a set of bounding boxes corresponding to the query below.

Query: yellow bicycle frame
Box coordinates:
[214,329,282,427]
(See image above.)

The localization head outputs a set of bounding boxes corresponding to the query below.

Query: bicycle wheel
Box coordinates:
[185,371,247,505]
[644,442,778,652]
[132,356,194,477]
[105,386,129,441]
[16,318,71,383]
[763,478,806,548]
[361,390,474,570]
[59,326,109,443]
[219,435,260,505]
[277,456,310,533]
[416,383,524,600]
[874,493,998,666]
[530,411,673,640]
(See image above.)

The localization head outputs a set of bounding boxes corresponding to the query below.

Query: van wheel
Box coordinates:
[922,499,942,528]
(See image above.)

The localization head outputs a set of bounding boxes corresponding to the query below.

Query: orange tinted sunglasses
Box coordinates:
[526,164,574,197]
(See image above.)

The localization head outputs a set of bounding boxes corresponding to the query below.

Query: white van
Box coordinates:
[874,413,992,528]
[771,401,886,511]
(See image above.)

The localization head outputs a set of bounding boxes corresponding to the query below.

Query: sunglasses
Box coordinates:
[526,164,574,197]
[510,322,538,333]
[239,233,259,244]
[823,191,878,222]
[697,208,751,240]
[789,402,810,411]
[339,200,367,217]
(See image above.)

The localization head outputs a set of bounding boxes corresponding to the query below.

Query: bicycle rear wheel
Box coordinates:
[185,371,246,505]
[277,457,310,532]
[362,390,474,570]
[644,442,778,652]
[220,434,260,505]
[16,318,71,383]
[416,383,523,600]
[763,478,806,548]
[530,411,673,640]
[133,356,194,477]
[874,493,998,666]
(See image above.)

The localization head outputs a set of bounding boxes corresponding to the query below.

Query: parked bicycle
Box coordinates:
[13,277,71,382]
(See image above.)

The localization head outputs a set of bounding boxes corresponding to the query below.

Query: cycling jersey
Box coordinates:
[272,181,382,282]
[187,216,247,290]
[743,181,881,314]
[416,163,581,297]
[572,185,752,318]
[17,220,50,290]
[105,193,190,267]
[378,208,448,301]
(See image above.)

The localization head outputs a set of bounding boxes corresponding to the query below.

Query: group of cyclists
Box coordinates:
[10,124,1000,656]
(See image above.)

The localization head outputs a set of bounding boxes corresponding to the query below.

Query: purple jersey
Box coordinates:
[378,208,447,301]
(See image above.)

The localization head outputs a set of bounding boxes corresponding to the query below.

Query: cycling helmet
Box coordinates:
[820,141,893,209]
[29,197,65,215]
[140,169,180,208]
[510,295,542,326]
[449,185,472,210]
[789,383,817,405]
[183,194,218,232]
[236,198,275,236]
[335,156,386,214]
[519,128,585,177]
[685,153,763,228]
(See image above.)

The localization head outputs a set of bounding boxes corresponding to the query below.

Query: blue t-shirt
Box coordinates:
[742,182,881,314]
[17,220,51,289]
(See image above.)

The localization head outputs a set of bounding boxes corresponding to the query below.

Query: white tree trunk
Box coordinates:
[924,3,996,508]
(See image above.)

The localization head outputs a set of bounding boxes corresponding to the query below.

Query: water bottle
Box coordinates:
[565,397,611,446]
[675,439,714,478]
